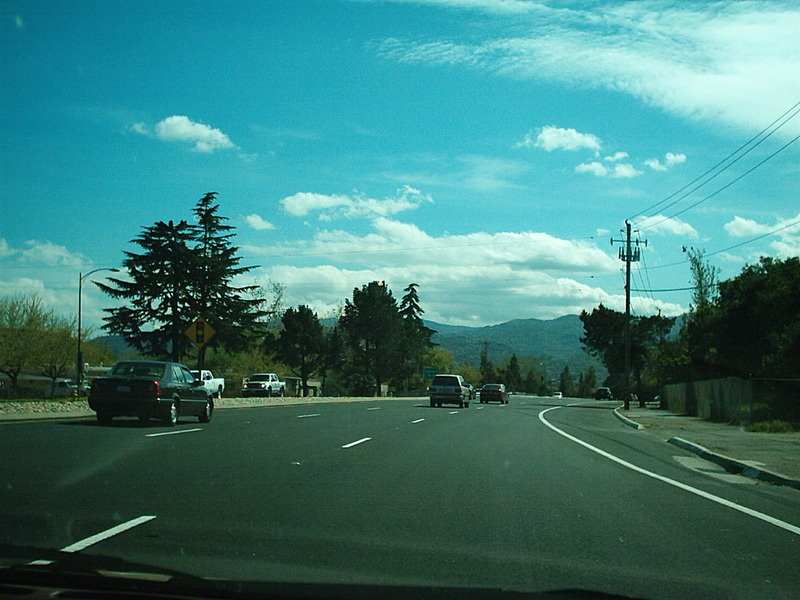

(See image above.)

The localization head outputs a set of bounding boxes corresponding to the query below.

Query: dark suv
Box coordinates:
[595,386,613,400]
[428,374,471,408]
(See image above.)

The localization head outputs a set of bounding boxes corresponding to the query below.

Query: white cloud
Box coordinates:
[0,238,16,259]
[244,214,276,231]
[377,2,800,137]
[243,218,684,325]
[518,125,602,152]
[19,240,88,268]
[153,115,236,152]
[605,152,629,162]
[724,213,800,258]
[645,152,687,171]
[635,215,699,239]
[280,185,432,221]
[575,161,641,178]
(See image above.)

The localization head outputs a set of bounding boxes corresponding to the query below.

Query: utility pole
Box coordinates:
[611,221,647,410]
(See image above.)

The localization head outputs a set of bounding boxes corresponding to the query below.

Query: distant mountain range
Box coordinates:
[425,315,604,379]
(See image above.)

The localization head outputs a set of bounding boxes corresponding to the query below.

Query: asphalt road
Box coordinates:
[0,397,798,599]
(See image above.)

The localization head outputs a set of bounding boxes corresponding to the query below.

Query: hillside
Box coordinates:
[426,315,604,379]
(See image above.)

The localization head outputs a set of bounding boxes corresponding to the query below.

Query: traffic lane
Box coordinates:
[538,399,800,527]
[58,400,800,598]
[0,399,433,550]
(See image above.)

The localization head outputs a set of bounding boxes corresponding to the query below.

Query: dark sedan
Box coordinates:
[479,383,508,404]
[89,360,213,425]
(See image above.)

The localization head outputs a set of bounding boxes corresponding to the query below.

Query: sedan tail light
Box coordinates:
[146,381,162,396]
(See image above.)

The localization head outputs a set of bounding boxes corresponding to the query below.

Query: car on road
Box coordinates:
[479,383,508,404]
[428,373,471,408]
[89,360,213,425]
[595,386,613,400]
[552,391,563,398]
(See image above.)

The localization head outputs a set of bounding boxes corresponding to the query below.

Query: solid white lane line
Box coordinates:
[146,428,201,438]
[412,418,425,424]
[297,413,321,418]
[29,516,157,564]
[538,407,800,537]
[342,437,372,449]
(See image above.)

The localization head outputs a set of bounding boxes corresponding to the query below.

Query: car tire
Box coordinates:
[430,399,435,407]
[199,397,213,423]
[164,400,178,426]
[96,412,112,425]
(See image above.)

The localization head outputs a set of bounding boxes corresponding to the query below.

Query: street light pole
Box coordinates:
[77,267,118,395]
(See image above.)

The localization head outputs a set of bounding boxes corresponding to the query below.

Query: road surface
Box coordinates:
[0,397,797,599]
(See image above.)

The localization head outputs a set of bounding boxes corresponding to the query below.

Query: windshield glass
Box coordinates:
[2,1,798,599]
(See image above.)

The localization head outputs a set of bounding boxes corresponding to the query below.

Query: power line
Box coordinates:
[629,100,800,224]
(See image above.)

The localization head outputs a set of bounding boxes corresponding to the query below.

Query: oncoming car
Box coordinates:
[595,387,613,400]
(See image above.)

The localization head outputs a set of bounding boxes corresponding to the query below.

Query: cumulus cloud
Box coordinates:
[245,214,276,231]
[19,240,88,267]
[575,161,641,178]
[645,152,687,171]
[517,125,602,152]
[243,219,682,325]
[280,185,432,221]
[724,213,800,258]
[152,115,236,152]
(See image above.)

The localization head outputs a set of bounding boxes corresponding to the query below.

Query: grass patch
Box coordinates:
[746,420,797,433]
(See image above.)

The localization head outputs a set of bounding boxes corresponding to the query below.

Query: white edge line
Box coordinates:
[412,418,425,424]
[146,428,202,438]
[538,406,800,537]
[30,515,158,563]
[341,437,372,449]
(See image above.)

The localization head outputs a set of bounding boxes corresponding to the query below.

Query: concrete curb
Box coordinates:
[613,406,644,430]
[668,436,800,491]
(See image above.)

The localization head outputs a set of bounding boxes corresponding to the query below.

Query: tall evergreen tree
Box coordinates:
[98,219,197,361]
[274,305,325,396]
[98,193,267,363]
[339,281,402,396]
[191,192,268,365]
[397,283,436,390]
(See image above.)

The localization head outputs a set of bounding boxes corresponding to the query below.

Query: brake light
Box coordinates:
[147,381,162,396]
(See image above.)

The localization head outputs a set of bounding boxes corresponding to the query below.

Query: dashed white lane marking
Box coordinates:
[146,428,201,438]
[341,437,372,449]
[538,406,800,537]
[29,515,157,565]
[412,418,425,424]
[297,413,321,418]
[449,411,459,415]
[367,407,381,411]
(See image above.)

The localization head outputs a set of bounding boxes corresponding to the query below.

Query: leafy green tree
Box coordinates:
[559,365,574,397]
[339,281,403,396]
[40,314,78,396]
[580,304,674,396]
[479,342,496,384]
[0,295,52,394]
[504,354,522,391]
[706,256,799,378]
[273,305,325,396]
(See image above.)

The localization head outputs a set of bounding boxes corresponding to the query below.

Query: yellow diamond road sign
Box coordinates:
[186,317,215,348]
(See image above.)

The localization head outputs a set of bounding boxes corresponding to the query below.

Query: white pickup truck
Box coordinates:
[241,373,285,397]
[190,369,225,398]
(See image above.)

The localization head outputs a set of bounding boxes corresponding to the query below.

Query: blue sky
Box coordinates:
[2,0,799,331]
